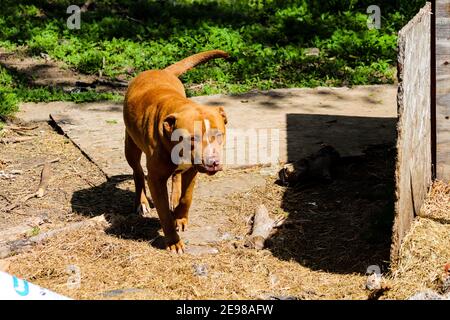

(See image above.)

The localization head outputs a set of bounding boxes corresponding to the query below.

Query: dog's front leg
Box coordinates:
[173,167,197,232]
[171,172,182,211]
[146,169,184,253]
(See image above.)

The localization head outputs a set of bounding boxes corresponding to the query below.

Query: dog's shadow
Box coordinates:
[71,175,165,249]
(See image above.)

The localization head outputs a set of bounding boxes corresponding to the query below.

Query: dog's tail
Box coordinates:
[164,50,230,77]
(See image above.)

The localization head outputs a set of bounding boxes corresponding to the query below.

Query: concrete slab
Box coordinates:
[16,85,398,255]
[20,85,397,178]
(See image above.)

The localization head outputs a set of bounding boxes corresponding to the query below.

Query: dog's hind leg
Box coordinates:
[173,167,197,232]
[125,131,153,215]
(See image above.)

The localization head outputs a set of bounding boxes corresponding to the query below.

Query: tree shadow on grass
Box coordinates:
[3,0,415,46]
[2,0,418,90]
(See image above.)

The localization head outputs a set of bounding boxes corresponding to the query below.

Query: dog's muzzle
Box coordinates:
[197,156,223,175]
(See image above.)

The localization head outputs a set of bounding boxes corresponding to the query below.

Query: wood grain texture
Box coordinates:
[437,0,450,181]
[436,0,450,19]
[392,3,432,264]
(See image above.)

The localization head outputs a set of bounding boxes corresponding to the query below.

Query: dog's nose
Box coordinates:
[204,156,223,171]
[205,157,219,167]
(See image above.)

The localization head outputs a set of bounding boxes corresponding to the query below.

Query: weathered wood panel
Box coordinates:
[392,3,432,264]
[436,37,450,54]
[436,55,450,77]
[437,0,450,181]
[437,104,450,178]
[436,0,450,18]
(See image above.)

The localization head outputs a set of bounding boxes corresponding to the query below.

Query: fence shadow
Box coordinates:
[268,113,397,274]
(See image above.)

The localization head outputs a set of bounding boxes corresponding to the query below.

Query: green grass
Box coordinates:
[0,0,426,119]
[28,226,41,237]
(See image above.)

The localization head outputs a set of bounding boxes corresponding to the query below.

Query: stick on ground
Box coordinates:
[1,162,53,212]
[0,136,34,144]
[31,158,60,169]
[245,204,278,250]
[0,215,109,259]
[36,163,51,198]
[4,125,38,131]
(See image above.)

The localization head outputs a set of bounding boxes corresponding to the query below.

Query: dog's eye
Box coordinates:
[216,132,223,144]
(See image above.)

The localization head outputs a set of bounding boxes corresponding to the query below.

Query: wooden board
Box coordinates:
[436,0,450,18]
[392,3,432,264]
[436,0,450,181]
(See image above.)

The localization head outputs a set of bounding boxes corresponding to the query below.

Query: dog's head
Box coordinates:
[162,106,227,175]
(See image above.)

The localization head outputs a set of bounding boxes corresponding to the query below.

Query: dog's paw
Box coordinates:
[166,239,185,254]
[175,217,188,232]
[136,203,150,215]
[136,196,154,215]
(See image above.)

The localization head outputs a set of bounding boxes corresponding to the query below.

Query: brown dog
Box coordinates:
[123,50,229,253]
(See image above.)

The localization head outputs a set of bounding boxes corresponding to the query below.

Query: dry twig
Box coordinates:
[0,136,34,144]
[2,163,52,212]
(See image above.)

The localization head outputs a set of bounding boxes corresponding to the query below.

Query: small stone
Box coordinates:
[193,264,208,277]
[101,288,144,297]
[366,273,382,290]
[304,48,320,57]
[220,232,233,241]
[409,290,445,300]
[269,274,278,287]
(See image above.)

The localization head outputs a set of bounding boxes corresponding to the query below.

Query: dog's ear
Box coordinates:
[217,106,227,125]
[163,114,177,136]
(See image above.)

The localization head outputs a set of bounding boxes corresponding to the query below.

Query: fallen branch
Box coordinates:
[0,214,50,243]
[125,15,145,25]
[0,215,109,259]
[80,0,93,12]
[2,163,52,212]
[4,125,38,131]
[36,163,51,198]
[14,130,37,137]
[0,136,34,144]
[93,78,129,88]
[31,158,60,169]
[0,194,11,203]
[245,204,282,250]
[2,193,36,212]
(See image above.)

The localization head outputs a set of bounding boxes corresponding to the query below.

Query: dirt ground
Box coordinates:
[0,47,127,94]
[1,120,448,300]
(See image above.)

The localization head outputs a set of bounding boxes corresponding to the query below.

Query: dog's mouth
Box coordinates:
[197,163,223,175]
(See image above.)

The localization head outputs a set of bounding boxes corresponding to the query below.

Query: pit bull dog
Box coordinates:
[123,50,229,253]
